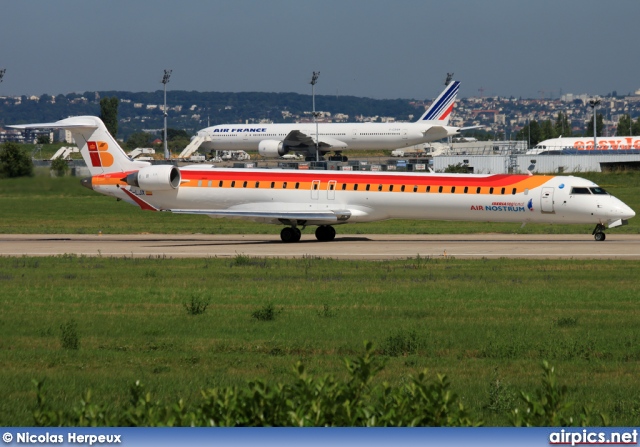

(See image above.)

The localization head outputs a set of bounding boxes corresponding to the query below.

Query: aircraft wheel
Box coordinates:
[594,232,606,242]
[315,225,336,242]
[292,227,302,242]
[281,227,298,243]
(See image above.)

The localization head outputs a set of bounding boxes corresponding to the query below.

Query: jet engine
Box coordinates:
[258,140,288,157]
[125,165,181,191]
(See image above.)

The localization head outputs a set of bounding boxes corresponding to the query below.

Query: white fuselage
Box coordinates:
[527,136,640,154]
[195,122,452,152]
[93,168,635,228]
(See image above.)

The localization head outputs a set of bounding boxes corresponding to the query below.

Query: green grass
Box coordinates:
[1,170,639,235]
[0,255,639,425]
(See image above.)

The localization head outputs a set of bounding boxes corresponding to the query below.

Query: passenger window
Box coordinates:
[313,183,318,190]
[489,187,494,194]
[283,182,287,189]
[219,181,223,187]
[378,184,383,191]
[243,181,247,188]
[401,185,405,192]
[476,187,481,194]
[451,186,456,193]
[512,188,516,195]
[501,187,505,194]
[271,182,275,189]
[231,181,235,188]
[389,185,394,192]
[295,182,299,189]
[329,184,334,190]
[255,181,260,188]
[438,186,443,193]
[426,186,430,193]
[464,186,468,193]
[413,185,418,192]
[342,184,347,191]
[366,184,370,191]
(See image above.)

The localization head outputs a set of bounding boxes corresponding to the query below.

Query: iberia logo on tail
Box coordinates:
[87,141,114,167]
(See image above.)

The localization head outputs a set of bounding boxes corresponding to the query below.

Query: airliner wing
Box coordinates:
[170,208,352,226]
[422,125,452,140]
[284,130,348,149]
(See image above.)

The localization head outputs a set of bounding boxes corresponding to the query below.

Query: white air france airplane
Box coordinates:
[11,116,635,243]
[194,81,472,159]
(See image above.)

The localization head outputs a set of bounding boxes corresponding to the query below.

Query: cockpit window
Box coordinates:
[571,187,591,194]
[589,187,608,195]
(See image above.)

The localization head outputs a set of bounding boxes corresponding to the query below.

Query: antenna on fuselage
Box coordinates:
[527,161,536,176]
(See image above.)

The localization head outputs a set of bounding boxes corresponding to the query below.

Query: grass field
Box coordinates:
[0,171,639,426]
[0,256,639,425]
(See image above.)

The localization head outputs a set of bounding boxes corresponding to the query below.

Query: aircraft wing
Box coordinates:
[422,125,456,140]
[284,130,348,149]
[170,208,352,226]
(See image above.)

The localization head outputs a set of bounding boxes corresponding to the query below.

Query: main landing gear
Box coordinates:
[280,227,302,243]
[592,223,606,242]
[279,225,336,243]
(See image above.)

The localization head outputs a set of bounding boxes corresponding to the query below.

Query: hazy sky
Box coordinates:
[1,0,638,100]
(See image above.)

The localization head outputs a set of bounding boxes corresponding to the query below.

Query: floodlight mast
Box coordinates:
[589,98,601,150]
[310,71,320,162]
[161,70,172,159]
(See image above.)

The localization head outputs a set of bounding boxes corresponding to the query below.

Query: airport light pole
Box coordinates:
[588,98,600,150]
[162,69,172,159]
[310,71,320,162]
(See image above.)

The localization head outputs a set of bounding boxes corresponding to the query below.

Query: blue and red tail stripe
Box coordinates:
[421,81,460,121]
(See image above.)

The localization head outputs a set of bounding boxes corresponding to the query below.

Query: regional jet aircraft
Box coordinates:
[11,117,635,242]
[192,80,472,159]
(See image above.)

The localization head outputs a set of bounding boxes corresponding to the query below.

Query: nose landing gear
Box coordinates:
[592,223,606,242]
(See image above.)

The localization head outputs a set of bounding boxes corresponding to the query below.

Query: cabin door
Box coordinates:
[327,180,336,200]
[540,187,554,213]
[311,180,320,200]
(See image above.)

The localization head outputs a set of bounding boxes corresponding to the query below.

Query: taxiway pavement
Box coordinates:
[1,234,639,260]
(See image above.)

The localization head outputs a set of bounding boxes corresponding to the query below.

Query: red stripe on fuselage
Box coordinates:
[179,170,532,187]
[122,188,159,211]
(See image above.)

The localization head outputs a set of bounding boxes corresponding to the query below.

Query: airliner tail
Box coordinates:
[10,116,149,175]
[417,80,460,124]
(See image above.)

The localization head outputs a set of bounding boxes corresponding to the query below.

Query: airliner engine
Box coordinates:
[258,140,288,158]
[125,165,181,190]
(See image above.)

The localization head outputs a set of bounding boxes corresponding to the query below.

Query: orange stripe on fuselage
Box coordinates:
[90,170,553,195]
[179,171,552,188]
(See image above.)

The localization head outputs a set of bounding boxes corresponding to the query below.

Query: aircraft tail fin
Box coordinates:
[10,116,150,175]
[417,80,460,124]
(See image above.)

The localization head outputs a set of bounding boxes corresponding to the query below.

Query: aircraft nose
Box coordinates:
[623,204,636,220]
